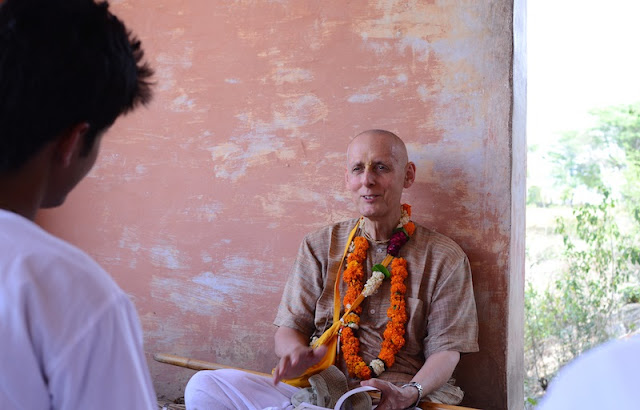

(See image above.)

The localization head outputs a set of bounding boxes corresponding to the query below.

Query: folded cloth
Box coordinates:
[424,378,464,405]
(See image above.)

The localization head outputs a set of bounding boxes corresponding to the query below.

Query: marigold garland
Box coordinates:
[339,204,414,380]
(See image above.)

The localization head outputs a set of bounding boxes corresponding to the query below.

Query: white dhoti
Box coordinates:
[185,369,300,410]
[184,369,464,409]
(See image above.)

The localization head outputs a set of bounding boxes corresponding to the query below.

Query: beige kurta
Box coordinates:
[274,218,479,388]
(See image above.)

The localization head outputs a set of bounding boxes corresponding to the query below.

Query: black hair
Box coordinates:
[0,0,153,173]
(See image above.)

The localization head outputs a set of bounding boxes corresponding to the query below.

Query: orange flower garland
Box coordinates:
[380,257,409,368]
[343,236,368,315]
[340,204,414,380]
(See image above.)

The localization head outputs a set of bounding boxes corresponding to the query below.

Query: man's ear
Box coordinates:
[55,122,90,167]
[403,162,416,188]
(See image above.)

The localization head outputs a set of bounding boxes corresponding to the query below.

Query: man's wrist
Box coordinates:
[401,381,423,409]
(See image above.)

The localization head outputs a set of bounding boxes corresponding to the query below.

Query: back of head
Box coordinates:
[0,0,153,173]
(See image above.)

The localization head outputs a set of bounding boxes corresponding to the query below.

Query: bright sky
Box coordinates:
[527,0,640,193]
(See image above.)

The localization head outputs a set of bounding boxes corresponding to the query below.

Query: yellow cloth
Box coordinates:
[279,220,360,387]
[279,336,338,387]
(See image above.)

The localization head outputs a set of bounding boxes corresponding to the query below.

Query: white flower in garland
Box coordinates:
[397,207,410,228]
[370,358,386,376]
[340,317,359,329]
[362,270,385,297]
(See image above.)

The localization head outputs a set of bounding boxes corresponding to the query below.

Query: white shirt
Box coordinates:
[537,334,640,410]
[0,210,156,409]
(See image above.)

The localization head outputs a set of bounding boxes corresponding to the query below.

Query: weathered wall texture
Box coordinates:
[38,1,522,408]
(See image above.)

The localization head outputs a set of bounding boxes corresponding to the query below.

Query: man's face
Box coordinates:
[345,132,412,222]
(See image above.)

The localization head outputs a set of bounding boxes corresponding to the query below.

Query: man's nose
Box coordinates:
[363,168,376,186]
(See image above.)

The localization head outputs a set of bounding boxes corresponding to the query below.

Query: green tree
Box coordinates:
[553,191,626,355]
[590,103,640,214]
[547,130,604,205]
[526,102,640,406]
[525,190,640,404]
[527,185,544,207]
[547,102,640,206]
[594,103,640,165]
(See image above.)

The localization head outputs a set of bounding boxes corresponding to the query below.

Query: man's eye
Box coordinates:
[352,166,362,172]
[377,164,388,171]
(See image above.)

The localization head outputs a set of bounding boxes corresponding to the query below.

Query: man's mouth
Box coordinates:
[362,195,379,200]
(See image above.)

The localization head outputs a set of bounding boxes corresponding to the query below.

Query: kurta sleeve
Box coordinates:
[273,235,325,336]
[423,255,479,358]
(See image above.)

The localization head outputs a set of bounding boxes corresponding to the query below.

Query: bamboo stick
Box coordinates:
[153,353,272,377]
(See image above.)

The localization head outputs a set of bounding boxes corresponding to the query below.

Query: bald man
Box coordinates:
[185,130,478,409]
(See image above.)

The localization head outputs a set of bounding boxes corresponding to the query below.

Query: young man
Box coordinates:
[0,0,156,408]
[185,130,478,409]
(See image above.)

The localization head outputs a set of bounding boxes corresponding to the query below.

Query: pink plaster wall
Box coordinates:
[38,1,522,408]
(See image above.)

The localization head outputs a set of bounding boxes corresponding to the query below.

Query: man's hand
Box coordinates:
[272,326,328,385]
[272,344,328,385]
[360,351,460,409]
[360,378,417,410]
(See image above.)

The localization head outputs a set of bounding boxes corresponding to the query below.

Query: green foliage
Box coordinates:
[592,103,640,164]
[525,190,640,403]
[551,190,628,355]
[621,284,640,304]
[591,103,640,210]
[547,102,640,206]
[547,130,605,204]
[527,185,545,207]
[526,102,640,405]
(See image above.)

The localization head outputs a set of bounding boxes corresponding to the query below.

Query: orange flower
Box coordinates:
[405,221,416,236]
[344,288,357,306]
[343,312,360,326]
[391,282,407,294]
[379,342,396,367]
[351,237,369,260]
[391,257,407,270]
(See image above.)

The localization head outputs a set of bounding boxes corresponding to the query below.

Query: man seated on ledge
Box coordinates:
[185,130,479,409]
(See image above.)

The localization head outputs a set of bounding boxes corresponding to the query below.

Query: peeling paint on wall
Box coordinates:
[150,245,187,271]
[37,1,518,408]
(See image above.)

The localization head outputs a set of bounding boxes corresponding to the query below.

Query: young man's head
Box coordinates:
[0,0,153,203]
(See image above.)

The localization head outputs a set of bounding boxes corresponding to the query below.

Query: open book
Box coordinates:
[294,385,379,410]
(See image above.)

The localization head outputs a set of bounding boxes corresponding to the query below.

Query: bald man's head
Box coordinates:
[347,129,409,166]
[345,129,416,224]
